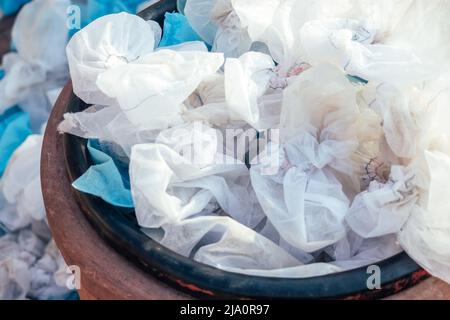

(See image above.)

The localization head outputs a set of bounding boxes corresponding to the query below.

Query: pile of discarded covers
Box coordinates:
[59,0,450,282]
[0,0,150,300]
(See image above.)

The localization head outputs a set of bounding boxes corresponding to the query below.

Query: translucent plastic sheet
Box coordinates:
[58,104,150,158]
[130,121,264,229]
[346,166,419,238]
[224,51,277,130]
[0,233,71,300]
[184,0,253,57]
[0,135,72,299]
[0,135,45,231]
[230,0,450,82]
[184,0,219,45]
[96,48,224,130]
[66,12,160,106]
[0,0,69,129]
[299,18,433,85]
[399,150,450,283]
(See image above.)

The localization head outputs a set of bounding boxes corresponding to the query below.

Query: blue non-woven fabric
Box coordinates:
[0,0,31,16]
[69,0,148,38]
[72,140,134,208]
[0,106,32,176]
[159,12,203,47]
[85,0,146,23]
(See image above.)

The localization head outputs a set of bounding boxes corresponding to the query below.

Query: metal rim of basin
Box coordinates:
[61,0,428,299]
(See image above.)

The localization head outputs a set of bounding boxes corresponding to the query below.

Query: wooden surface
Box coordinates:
[388,278,450,300]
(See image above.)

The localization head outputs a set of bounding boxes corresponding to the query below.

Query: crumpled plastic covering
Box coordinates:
[132,124,347,277]
[66,12,161,106]
[346,165,419,238]
[228,0,450,81]
[130,121,264,228]
[0,0,162,301]
[1,135,45,232]
[58,104,144,157]
[184,0,253,58]
[0,134,72,299]
[397,86,450,283]
[224,51,277,130]
[96,48,224,130]
[0,0,77,299]
[59,3,450,283]
[299,18,433,85]
[184,0,220,46]
[0,232,71,300]
[250,65,362,253]
[0,0,70,130]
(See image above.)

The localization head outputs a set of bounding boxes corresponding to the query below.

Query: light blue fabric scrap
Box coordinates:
[72,140,134,208]
[0,106,32,176]
[159,12,203,47]
[70,0,148,38]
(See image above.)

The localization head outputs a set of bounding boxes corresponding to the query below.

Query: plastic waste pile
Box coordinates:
[58,0,450,283]
[0,0,149,300]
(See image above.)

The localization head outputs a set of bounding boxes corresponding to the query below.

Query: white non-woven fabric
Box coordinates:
[0,231,70,300]
[231,0,355,72]
[0,0,69,126]
[380,0,450,76]
[299,18,432,85]
[224,51,279,130]
[11,0,69,72]
[96,48,224,130]
[184,0,220,46]
[346,166,419,238]
[230,0,450,84]
[66,12,161,106]
[250,135,351,253]
[0,130,72,299]
[130,121,264,229]
[58,104,155,158]
[0,135,45,229]
[398,150,450,284]
[363,76,450,160]
[331,234,403,271]
[184,0,253,58]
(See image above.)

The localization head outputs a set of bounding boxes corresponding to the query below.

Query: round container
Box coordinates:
[57,0,429,299]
